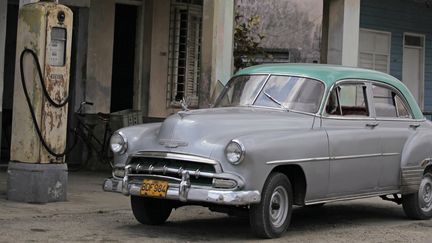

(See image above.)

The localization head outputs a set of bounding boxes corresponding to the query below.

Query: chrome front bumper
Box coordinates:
[103,177,261,206]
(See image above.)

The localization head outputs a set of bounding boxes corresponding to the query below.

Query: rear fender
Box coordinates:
[400,130,432,194]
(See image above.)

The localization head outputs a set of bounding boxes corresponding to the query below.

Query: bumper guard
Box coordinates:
[103,172,260,206]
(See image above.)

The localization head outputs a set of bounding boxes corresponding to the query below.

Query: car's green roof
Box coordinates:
[235,64,424,119]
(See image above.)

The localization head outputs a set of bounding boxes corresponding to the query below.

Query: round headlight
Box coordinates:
[225,140,245,165]
[110,132,128,154]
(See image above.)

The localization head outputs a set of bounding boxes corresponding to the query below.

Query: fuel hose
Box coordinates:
[19,48,76,158]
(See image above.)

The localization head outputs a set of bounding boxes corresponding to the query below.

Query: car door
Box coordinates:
[322,81,382,197]
[369,83,419,190]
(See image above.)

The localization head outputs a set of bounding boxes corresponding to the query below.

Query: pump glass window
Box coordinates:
[48,27,66,66]
[326,83,369,116]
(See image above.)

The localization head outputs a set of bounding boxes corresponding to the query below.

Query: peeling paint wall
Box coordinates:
[147,0,173,118]
[85,0,115,113]
[147,0,235,118]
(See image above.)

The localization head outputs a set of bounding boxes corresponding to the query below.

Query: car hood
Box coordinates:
[153,107,316,157]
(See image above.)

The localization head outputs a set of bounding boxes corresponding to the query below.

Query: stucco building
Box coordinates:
[0,0,234,165]
[1,0,432,167]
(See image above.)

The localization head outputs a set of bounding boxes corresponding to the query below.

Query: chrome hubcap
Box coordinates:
[269,186,289,228]
[419,175,432,212]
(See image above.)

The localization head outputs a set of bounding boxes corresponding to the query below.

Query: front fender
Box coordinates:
[210,128,329,200]
[113,123,162,166]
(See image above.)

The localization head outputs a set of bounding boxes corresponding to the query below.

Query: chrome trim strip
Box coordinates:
[322,116,376,121]
[382,152,400,157]
[266,152,400,165]
[266,157,329,165]
[134,164,216,179]
[250,105,321,117]
[375,117,426,122]
[332,153,382,160]
[133,151,218,165]
[421,158,432,168]
[401,166,423,194]
[127,174,182,182]
[305,190,400,205]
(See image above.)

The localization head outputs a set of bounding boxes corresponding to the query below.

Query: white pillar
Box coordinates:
[201,0,234,105]
[327,0,360,66]
[212,0,234,87]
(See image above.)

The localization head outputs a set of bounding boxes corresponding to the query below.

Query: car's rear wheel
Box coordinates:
[249,172,293,239]
[402,172,432,220]
[130,196,172,225]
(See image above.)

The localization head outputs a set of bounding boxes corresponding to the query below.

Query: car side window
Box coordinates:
[326,83,369,117]
[372,85,411,118]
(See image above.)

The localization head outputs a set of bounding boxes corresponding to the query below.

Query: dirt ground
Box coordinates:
[0,170,431,243]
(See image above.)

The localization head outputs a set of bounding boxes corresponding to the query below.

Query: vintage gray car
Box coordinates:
[103,64,432,238]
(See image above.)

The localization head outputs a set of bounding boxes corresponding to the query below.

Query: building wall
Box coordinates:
[85,0,115,113]
[147,0,173,118]
[360,0,432,110]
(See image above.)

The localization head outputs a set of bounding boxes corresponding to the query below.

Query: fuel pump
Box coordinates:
[7,0,73,203]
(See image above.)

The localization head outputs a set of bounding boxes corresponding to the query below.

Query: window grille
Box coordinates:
[167,0,203,108]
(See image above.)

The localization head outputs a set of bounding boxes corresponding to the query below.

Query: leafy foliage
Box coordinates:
[235,0,322,63]
[233,12,268,71]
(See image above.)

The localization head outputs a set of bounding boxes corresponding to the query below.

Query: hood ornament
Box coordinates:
[180,97,190,111]
[178,97,191,119]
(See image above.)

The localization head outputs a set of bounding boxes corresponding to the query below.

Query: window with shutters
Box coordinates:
[167,0,203,108]
[359,29,391,74]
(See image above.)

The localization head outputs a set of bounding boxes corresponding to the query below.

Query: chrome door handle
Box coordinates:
[366,122,379,128]
[409,124,421,129]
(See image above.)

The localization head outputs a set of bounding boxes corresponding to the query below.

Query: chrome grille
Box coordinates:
[128,157,216,186]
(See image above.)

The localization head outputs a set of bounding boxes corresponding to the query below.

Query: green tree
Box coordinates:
[233,12,268,71]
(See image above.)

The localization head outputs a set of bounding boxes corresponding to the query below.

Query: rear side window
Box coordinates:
[372,85,411,118]
[326,83,369,117]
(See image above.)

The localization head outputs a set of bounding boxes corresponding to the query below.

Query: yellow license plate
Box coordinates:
[140,179,169,198]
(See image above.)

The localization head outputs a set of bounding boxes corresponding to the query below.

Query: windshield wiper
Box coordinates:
[263,91,289,111]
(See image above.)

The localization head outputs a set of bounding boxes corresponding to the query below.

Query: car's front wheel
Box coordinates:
[249,172,293,239]
[402,172,432,220]
[130,196,173,225]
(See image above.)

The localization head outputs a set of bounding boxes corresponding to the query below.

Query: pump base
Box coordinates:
[7,161,68,203]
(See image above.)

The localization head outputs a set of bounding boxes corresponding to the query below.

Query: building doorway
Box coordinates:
[1,2,19,164]
[110,4,138,113]
[402,33,425,108]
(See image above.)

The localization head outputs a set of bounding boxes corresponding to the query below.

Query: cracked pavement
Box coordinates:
[1,170,432,242]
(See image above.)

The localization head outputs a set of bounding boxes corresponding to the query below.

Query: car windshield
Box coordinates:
[215,75,325,114]
[214,75,268,107]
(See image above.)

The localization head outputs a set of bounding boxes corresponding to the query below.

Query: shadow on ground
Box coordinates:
[117,202,407,241]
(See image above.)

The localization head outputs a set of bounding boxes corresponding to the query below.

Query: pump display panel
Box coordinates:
[48,27,66,66]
